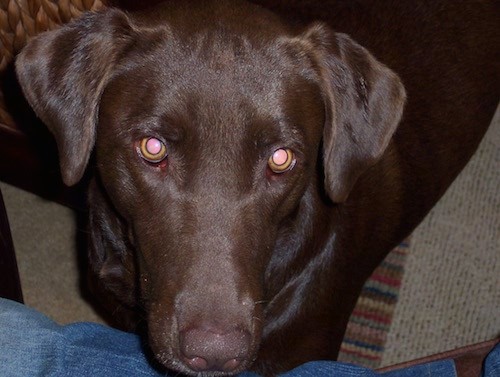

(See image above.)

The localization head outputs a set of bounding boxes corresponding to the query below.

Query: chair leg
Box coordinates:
[0,187,23,302]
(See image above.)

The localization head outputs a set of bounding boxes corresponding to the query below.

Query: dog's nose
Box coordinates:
[179,326,251,373]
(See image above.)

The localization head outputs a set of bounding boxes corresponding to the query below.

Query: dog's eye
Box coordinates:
[138,137,168,163]
[268,148,296,173]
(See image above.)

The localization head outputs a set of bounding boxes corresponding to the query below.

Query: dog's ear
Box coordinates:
[87,179,138,325]
[298,24,406,202]
[15,9,134,186]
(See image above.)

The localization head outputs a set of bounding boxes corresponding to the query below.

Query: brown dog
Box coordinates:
[15,0,499,376]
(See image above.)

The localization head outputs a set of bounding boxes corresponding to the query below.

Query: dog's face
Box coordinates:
[95,15,326,373]
[16,1,405,375]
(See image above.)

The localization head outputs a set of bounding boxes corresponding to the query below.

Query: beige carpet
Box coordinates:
[1,106,498,367]
[381,105,500,366]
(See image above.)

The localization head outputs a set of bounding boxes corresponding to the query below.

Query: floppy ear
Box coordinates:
[15,9,134,186]
[299,24,406,202]
[87,179,138,317]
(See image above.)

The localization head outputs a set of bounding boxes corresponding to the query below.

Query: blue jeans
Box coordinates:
[0,298,498,377]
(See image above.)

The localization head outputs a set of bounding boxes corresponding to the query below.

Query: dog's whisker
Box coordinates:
[252,316,263,324]
[253,300,269,306]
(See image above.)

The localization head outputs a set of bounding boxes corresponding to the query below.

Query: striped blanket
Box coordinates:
[338,240,410,368]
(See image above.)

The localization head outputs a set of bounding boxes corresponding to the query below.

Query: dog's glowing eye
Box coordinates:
[138,137,167,163]
[268,148,295,173]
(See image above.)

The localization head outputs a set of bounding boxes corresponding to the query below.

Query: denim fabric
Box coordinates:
[0,298,491,377]
[0,299,161,377]
[483,341,500,377]
[379,360,456,377]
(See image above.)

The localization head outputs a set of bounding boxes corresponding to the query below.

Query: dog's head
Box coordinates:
[16,1,405,375]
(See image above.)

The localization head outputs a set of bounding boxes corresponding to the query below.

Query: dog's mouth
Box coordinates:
[147,298,263,376]
[178,327,253,373]
[153,330,260,376]
[155,336,255,376]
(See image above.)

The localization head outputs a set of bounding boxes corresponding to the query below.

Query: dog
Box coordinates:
[15,0,499,375]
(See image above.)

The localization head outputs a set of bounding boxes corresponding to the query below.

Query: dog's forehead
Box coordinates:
[99,0,324,155]
[124,0,309,94]
[105,14,319,135]
[105,55,317,157]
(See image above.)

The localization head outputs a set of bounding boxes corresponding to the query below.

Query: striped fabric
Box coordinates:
[338,240,410,368]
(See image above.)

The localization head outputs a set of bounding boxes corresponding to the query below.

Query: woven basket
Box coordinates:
[0,0,108,71]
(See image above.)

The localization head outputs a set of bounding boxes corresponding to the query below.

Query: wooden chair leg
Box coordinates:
[0,187,23,302]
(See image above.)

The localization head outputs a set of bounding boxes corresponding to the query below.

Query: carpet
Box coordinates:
[338,241,410,368]
[381,106,499,366]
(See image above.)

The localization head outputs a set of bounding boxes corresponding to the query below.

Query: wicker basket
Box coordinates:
[0,0,107,71]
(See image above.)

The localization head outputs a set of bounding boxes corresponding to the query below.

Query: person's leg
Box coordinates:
[0,298,162,377]
[5,297,496,377]
[482,342,500,377]
[0,298,376,377]
[273,359,457,377]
